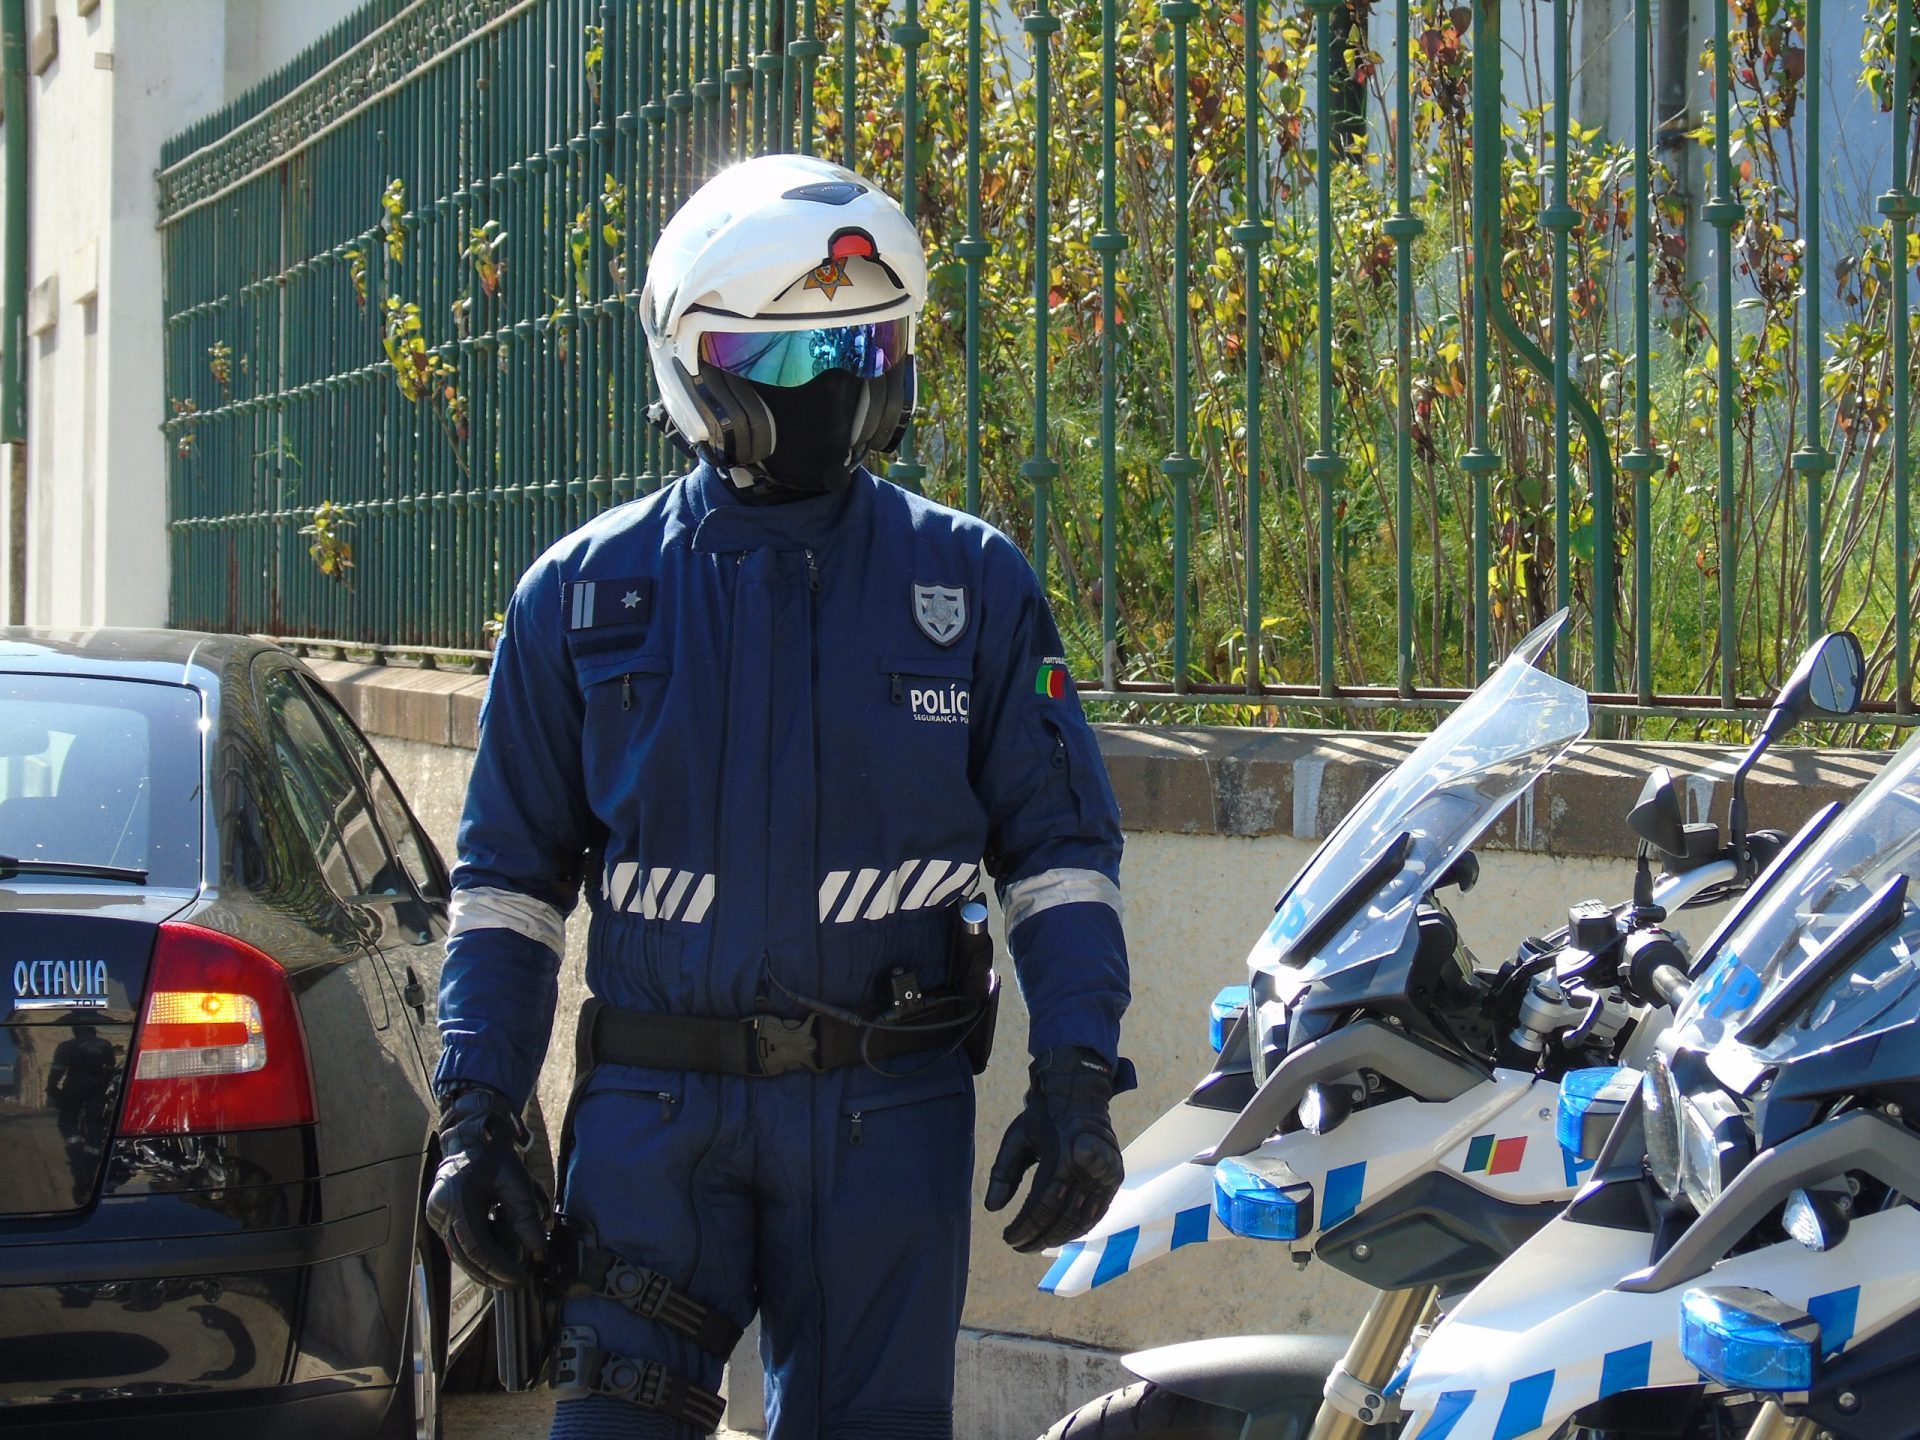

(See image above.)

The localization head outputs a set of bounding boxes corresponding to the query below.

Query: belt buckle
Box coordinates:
[751,1014,822,1075]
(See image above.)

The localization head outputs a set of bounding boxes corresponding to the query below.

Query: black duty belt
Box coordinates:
[578,995,968,1078]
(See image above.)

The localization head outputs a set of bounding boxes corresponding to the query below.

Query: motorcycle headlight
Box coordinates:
[1678,1088,1750,1215]
[1642,1052,1751,1211]
[1642,1054,1683,1198]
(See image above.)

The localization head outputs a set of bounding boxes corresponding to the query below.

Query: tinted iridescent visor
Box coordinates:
[698,319,910,387]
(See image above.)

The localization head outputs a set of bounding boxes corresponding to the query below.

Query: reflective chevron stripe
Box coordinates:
[600,862,716,924]
[816,859,981,924]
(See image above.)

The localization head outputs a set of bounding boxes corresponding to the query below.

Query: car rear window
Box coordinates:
[0,673,202,889]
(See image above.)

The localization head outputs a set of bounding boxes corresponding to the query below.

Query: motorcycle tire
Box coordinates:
[1040,1381,1248,1439]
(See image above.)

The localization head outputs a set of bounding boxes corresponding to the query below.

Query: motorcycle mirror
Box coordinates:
[1433,850,1479,894]
[1627,767,1688,858]
[1761,630,1865,742]
[1730,631,1864,876]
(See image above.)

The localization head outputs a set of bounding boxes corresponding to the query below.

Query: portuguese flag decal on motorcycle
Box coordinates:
[1463,1134,1528,1175]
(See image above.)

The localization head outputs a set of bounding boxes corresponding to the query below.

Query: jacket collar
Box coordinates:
[686,461,870,555]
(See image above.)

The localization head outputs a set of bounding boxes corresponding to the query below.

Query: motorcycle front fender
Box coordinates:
[1123,1332,1364,1440]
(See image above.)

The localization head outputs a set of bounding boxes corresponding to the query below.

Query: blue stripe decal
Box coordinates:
[1322,1161,1367,1228]
[1492,1370,1554,1440]
[1599,1343,1652,1399]
[1808,1286,1860,1357]
[1171,1204,1211,1251]
[1090,1228,1139,1289]
[1384,1356,1414,1399]
[1416,1390,1476,1440]
[1037,1241,1084,1294]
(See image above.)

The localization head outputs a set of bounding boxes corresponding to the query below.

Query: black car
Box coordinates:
[0,629,549,1438]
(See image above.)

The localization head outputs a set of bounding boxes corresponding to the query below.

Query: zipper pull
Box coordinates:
[622,674,634,711]
[890,673,904,705]
[656,1090,677,1122]
[804,549,821,593]
[847,1112,864,1147]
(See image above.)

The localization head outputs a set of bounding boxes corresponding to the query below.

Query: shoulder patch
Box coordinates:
[912,583,968,647]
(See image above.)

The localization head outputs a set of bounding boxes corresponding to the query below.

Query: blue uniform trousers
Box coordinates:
[549,1051,974,1440]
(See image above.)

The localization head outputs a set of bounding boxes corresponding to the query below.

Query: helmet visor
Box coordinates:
[699,319,909,387]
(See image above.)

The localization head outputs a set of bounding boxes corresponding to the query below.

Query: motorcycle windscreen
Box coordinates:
[1677,727,1920,1090]
[1246,609,1589,997]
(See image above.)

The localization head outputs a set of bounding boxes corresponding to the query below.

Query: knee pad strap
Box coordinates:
[550,1326,727,1434]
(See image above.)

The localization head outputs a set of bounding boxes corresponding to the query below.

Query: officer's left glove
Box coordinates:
[984,1047,1124,1253]
[425,1083,551,1289]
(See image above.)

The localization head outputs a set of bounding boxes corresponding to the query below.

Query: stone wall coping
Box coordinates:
[310,661,1891,860]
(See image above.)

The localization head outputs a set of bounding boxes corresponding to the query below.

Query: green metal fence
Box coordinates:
[159,0,1920,723]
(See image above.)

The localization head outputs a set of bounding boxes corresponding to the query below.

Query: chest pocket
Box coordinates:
[881,652,974,731]
[573,649,673,705]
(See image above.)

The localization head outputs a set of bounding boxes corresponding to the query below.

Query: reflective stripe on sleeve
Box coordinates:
[1002,868,1123,933]
[449,886,567,958]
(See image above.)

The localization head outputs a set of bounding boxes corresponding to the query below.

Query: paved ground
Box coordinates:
[445,1391,756,1438]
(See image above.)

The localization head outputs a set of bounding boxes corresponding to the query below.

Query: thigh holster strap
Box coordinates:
[552,1223,742,1360]
[550,1325,728,1433]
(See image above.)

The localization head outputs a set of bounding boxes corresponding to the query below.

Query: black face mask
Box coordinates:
[741,369,868,501]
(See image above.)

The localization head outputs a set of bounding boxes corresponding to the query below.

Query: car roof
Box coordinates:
[0,628,284,688]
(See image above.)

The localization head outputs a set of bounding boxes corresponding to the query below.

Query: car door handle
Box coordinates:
[402,966,428,1024]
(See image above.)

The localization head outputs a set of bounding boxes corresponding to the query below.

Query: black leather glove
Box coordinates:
[984,1047,1124,1253]
[424,1084,551,1289]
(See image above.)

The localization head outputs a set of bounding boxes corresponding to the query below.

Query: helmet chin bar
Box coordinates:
[675,357,917,495]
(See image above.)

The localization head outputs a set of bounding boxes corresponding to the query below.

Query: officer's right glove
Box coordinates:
[425,1083,551,1289]
[984,1047,1124,1253]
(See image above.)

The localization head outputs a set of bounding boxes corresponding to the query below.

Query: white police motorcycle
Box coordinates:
[1398,689,1920,1440]
[1041,617,1864,1440]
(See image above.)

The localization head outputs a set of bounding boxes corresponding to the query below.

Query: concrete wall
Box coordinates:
[0,0,360,629]
[311,659,1889,1437]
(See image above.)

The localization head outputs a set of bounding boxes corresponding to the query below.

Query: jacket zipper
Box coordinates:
[621,673,634,711]
[890,673,904,704]
[847,1111,864,1146]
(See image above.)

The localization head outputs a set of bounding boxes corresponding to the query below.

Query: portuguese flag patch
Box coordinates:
[1035,661,1069,698]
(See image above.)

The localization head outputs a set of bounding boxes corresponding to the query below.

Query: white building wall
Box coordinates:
[0,0,358,631]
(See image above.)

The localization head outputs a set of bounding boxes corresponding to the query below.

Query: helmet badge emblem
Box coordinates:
[804,258,854,301]
[913,584,968,647]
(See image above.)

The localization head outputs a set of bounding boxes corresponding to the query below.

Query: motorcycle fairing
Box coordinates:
[1038,1096,1238,1295]
[1041,1070,1576,1297]
[1396,1205,1920,1440]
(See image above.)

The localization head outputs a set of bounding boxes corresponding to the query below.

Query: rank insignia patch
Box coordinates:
[565,577,653,630]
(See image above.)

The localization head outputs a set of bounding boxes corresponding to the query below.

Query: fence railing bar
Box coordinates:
[159,0,543,225]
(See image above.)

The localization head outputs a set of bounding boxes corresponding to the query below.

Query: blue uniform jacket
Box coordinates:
[437,464,1130,1108]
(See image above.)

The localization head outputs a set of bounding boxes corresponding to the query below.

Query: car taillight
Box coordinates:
[117,922,316,1135]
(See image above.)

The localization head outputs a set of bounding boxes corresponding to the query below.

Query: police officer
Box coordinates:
[425,154,1132,1439]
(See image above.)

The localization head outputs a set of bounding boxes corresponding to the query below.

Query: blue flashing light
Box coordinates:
[1209,985,1251,1053]
[1680,1286,1820,1393]
[1212,1157,1314,1241]
[1555,1066,1635,1161]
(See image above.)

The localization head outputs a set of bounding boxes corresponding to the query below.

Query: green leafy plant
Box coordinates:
[301,501,355,585]
[381,178,408,264]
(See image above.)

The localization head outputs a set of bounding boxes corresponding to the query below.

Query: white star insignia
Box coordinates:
[622,590,641,609]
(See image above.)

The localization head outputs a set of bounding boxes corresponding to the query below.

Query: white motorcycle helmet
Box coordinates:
[641,154,927,486]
